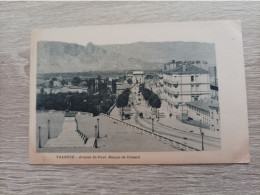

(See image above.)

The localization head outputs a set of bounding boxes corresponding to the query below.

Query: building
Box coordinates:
[162,63,210,118]
[186,99,220,131]
[116,82,129,95]
[132,71,144,84]
[37,86,88,94]
[210,84,218,100]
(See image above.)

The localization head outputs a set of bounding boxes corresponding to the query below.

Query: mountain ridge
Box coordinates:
[37,41,216,74]
[37,41,160,73]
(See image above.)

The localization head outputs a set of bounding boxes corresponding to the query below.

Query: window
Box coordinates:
[191,75,194,82]
[194,96,198,101]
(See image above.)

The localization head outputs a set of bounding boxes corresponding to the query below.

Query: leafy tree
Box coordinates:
[112,79,117,94]
[142,88,152,100]
[71,77,81,86]
[127,78,133,85]
[116,91,130,120]
[145,75,153,80]
[149,94,161,109]
[49,80,54,88]
[61,79,68,86]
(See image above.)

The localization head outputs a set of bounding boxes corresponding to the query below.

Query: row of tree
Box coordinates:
[37,92,116,116]
[116,88,131,120]
[139,84,161,111]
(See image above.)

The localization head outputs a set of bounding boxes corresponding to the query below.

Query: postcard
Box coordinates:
[29,21,250,164]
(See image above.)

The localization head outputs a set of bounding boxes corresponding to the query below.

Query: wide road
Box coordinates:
[125,84,221,151]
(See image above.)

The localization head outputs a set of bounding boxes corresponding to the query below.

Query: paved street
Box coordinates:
[110,84,221,151]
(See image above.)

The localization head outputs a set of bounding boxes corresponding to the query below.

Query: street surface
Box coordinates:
[110,84,221,151]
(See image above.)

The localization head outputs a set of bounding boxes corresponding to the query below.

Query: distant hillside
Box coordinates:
[37,41,160,73]
[37,41,216,74]
[100,41,216,67]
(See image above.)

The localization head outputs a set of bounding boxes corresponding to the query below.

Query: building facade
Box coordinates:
[132,71,144,84]
[186,99,220,131]
[162,64,210,118]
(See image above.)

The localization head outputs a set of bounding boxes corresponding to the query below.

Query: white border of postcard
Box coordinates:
[30,21,250,164]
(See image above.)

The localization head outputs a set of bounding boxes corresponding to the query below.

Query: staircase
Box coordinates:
[44,117,90,148]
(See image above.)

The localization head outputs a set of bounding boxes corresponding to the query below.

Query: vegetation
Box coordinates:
[116,88,131,120]
[37,92,115,116]
[71,77,82,86]
[127,78,133,85]
[139,83,161,115]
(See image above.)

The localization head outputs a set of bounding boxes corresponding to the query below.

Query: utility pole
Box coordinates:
[95,125,98,139]
[152,118,154,133]
[38,126,41,148]
[200,120,204,151]
[97,118,100,138]
[48,120,50,139]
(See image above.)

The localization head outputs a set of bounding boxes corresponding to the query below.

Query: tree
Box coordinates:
[49,80,54,88]
[71,77,81,86]
[116,91,129,120]
[142,88,152,101]
[61,79,68,86]
[149,94,161,109]
[145,75,153,80]
[112,79,117,94]
[148,93,161,120]
[127,78,133,85]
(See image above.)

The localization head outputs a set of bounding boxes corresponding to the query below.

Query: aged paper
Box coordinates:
[29,21,250,164]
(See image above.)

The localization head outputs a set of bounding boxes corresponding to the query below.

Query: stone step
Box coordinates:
[44,117,88,148]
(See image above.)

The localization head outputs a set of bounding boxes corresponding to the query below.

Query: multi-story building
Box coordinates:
[162,64,210,118]
[186,99,220,131]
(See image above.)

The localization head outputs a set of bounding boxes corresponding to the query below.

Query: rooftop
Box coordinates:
[133,70,144,75]
[186,99,219,112]
[164,65,208,75]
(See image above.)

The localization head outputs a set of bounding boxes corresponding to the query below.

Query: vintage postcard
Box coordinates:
[29,21,250,164]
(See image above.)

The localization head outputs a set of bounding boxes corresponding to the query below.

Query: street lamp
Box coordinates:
[48,119,50,139]
[95,125,98,139]
[200,120,204,151]
[152,118,154,133]
[38,126,41,148]
[183,137,188,151]
[97,118,100,138]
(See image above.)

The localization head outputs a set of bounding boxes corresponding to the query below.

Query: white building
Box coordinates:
[132,71,144,84]
[116,82,130,95]
[37,86,88,94]
[186,99,220,131]
[162,64,210,118]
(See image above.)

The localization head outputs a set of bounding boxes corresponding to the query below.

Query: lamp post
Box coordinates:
[95,125,98,139]
[183,137,188,151]
[97,118,100,138]
[152,118,154,133]
[200,120,204,151]
[38,126,41,148]
[48,120,50,139]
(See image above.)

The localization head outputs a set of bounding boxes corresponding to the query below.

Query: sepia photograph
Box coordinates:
[36,40,220,153]
[29,21,249,164]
